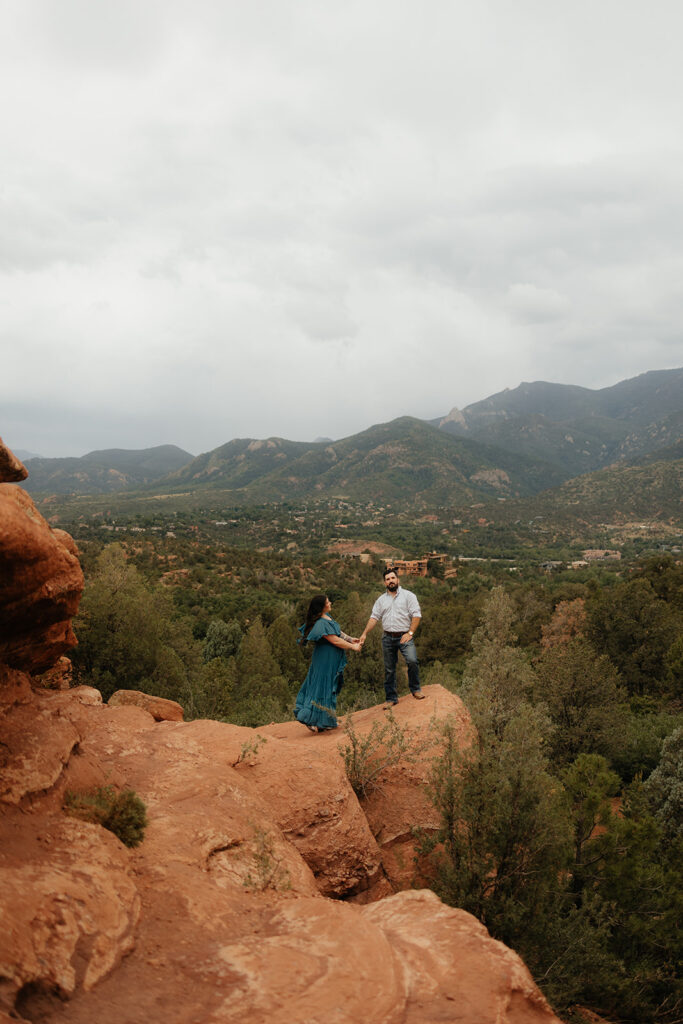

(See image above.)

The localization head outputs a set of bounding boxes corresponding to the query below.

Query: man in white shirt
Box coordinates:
[359,567,425,709]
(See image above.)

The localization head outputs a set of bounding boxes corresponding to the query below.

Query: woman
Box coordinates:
[294,595,361,733]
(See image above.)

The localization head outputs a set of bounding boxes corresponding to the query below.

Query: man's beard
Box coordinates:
[386,582,398,591]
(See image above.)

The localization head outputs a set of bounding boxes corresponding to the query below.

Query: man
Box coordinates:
[359,567,425,709]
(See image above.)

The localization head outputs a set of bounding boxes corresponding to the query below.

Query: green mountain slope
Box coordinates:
[435,368,683,476]
[160,417,566,504]
[499,457,683,528]
[22,445,194,495]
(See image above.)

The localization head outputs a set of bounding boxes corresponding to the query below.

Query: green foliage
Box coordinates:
[72,544,199,705]
[534,638,628,768]
[587,578,678,695]
[422,713,571,954]
[562,754,620,892]
[266,613,307,685]
[232,734,268,767]
[419,660,461,692]
[610,708,683,783]
[186,657,237,721]
[586,783,683,1022]
[644,727,683,838]
[460,587,538,736]
[338,711,420,799]
[218,617,292,726]
[203,618,243,662]
[64,786,148,848]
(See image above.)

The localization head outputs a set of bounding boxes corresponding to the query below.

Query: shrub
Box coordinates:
[339,711,420,799]
[232,734,267,767]
[243,826,291,892]
[64,785,148,848]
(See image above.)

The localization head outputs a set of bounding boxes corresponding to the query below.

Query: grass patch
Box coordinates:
[64,785,148,848]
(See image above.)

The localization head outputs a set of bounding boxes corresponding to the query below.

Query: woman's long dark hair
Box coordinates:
[302,594,328,640]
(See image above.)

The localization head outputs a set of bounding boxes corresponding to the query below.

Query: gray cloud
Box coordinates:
[1,0,682,457]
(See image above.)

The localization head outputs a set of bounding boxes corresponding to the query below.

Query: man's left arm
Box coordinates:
[400,615,421,645]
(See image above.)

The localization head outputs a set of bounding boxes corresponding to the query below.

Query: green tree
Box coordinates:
[186,657,237,721]
[460,587,537,735]
[562,754,620,897]
[422,590,570,960]
[72,544,199,705]
[644,727,683,839]
[266,613,306,689]
[534,638,628,768]
[589,783,683,1022]
[203,618,243,662]
[424,709,571,958]
[587,578,677,695]
[233,617,290,726]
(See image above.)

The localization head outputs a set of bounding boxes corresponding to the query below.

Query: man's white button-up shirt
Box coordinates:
[370,587,421,632]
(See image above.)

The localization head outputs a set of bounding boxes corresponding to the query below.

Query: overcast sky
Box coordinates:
[2,0,682,458]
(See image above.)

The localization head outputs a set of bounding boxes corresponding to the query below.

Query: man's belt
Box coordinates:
[383,631,406,638]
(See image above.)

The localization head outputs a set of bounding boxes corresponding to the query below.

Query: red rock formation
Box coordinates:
[34,655,74,690]
[0,485,84,673]
[108,689,185,721]
[0,437,27,482]
[0,439,562,1024]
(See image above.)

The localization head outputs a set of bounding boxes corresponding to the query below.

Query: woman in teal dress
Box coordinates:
[295,595,362,733]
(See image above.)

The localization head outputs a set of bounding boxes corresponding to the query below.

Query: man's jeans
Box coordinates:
[381,634,421,703]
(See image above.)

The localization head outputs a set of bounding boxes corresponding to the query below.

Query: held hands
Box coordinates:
[350,642,362,653]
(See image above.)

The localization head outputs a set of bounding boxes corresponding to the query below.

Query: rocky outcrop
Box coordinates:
[0,484,84,673]
[0,438,562,1024]
[1,685,562,1024]
[108,689,184,722]
[34,655,74,690]
[0,437,28,482]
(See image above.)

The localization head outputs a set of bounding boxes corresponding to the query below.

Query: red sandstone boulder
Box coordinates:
[34,655,74,690]
[108,689,184,722]
[0,437,27,482]
[0,674,80,806]
[0,485,84,673]
[0,812,140,1008]
[260,685,469,896]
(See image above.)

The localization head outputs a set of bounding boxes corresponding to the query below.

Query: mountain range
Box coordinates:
[432,367,683,477]
[19,445,193,496]
[17,368,683,513]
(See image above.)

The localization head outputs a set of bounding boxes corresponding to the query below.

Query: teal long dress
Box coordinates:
[294,616,347,730]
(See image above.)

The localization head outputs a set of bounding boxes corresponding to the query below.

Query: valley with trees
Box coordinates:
[44,494,681,1023]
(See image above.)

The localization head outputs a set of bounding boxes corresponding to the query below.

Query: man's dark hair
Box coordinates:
[383,566,399,579]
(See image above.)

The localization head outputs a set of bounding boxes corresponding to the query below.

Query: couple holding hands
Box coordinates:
[294,566,425,734]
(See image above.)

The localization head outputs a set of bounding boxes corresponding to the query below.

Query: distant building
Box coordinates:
[386,552,449,577]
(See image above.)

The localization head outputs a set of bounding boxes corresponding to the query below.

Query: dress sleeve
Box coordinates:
[307,617,341,643]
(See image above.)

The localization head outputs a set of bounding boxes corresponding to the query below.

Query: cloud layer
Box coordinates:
[2,0,682,456]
